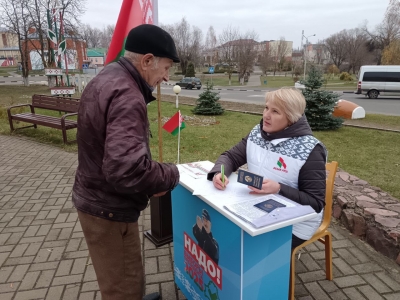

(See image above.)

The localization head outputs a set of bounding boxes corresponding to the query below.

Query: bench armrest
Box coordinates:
[61,112,78,120]
[61,112,78,128]
[7,103,34,114]
[7,104,35,120]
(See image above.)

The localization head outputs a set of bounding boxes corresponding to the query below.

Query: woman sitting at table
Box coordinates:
[207,88,327,248]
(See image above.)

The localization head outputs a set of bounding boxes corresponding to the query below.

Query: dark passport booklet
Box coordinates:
[237,169,263,190]
[254,199,286,213]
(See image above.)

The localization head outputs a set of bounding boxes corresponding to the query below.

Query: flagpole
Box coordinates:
[177,115,181,165]
[157,83,163,163]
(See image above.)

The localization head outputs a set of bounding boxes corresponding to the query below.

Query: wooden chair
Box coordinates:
[289,161,338,300]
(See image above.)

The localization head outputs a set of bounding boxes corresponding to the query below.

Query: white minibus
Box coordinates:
[355,65,400,99]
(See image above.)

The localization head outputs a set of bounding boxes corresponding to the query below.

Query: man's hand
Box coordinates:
[248,179,280,195]
[196,216,203,229]
[153,191,168,197]
[212,173,229,190]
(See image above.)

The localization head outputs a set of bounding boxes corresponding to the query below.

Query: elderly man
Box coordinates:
[72,25,180,300]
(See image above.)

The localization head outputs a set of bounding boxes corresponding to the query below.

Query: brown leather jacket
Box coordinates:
[72,57,179,222]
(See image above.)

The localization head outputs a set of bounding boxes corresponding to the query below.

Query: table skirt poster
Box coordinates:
[172,187,242,300]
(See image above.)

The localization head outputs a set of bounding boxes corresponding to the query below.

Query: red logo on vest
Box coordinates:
[273,157,288,173]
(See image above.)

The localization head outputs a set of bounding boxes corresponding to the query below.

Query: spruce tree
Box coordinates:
[302,65,343,130]
[186,62,195,77]
[192,81,225,115]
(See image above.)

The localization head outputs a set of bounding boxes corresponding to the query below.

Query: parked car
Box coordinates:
[294,81,305,89]
[176,77,202,90]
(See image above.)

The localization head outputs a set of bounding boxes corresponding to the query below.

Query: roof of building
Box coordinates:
[87,49,106,57]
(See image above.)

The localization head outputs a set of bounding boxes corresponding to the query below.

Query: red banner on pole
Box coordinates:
[105,0,155,65]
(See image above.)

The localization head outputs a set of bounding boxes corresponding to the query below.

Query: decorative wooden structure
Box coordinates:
[333,99,365,119]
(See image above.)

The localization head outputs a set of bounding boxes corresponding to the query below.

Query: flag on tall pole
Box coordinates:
[105,0,156,65]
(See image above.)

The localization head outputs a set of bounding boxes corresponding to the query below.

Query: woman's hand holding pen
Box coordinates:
[212,173,229,190]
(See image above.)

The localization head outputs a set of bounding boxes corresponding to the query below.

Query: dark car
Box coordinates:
[176,77,202,90]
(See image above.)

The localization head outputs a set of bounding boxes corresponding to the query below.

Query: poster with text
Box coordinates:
[172,186,242,300]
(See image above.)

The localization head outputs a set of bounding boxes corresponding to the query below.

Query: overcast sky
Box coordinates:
[83,0,388,49]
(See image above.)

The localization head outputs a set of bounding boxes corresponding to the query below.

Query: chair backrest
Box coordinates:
[318,161,338,232]
[32,94,80,113]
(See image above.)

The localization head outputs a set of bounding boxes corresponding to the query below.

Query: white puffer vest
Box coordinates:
[246,124,326,240]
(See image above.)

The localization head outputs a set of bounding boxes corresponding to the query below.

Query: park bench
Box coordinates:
[7,94,80,144]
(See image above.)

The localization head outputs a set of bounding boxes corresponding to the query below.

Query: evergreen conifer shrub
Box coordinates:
[192,82,224,115]
[302,66,343,130]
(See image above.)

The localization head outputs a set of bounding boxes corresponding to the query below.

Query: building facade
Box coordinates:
[0,28,20,66]
[304,44,331,65]
[87,48,107,67]
[22,28,87,71]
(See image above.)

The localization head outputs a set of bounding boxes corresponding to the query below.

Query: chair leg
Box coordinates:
[325,232,333,280]
[289,250,297,300]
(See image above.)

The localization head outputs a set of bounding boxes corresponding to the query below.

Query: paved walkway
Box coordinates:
[1,135,400,300]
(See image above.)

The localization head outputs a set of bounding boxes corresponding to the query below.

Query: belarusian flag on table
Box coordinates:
[162,111,186,136]
[105,0,157,65]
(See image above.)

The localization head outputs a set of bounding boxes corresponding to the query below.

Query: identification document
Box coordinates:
[223,195,314,228]
[237,169,263,190]
[254,199,286,213]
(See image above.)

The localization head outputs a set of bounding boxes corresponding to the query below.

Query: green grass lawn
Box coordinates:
[0,85,399,200]
[0,66,18,76]
[344,114,400,131]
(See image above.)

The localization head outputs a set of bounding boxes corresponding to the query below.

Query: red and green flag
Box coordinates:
[277,157,287,169]
[162,111,186,136]
[105,0,156,65]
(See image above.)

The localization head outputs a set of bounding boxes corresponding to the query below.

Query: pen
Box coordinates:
[221,165,225,187]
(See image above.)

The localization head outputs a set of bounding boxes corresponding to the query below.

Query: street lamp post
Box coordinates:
[173,84,181,108]
[302,31,316,80]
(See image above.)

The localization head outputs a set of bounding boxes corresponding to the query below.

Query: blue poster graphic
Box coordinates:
[172,185,241,300]
[172,183,293,299]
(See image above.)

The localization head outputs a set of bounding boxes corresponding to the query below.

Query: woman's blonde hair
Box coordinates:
[265,88,306,124]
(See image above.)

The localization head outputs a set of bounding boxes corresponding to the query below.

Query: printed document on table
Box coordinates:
[177,163,210,179]
[223,194,315,228]
[192,177,255,199]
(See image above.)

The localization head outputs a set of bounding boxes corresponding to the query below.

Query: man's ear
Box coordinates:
[141,53,154,70]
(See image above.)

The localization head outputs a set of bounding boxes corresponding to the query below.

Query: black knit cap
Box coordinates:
[124,24,180,63]
[202,209,211,222]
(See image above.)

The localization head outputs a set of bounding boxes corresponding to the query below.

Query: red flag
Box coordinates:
[105,0,155,65]
[162,111,186,136]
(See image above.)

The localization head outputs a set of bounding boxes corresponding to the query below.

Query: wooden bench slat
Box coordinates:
[32,102,79,113]
[12,113,77,129]
[32,94,79,113]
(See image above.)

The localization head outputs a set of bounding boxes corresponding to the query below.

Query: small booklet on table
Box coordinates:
[223,195,315,229]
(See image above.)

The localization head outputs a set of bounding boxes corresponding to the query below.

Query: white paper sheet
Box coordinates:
[192,177,257,199]
[177,163,209,179]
